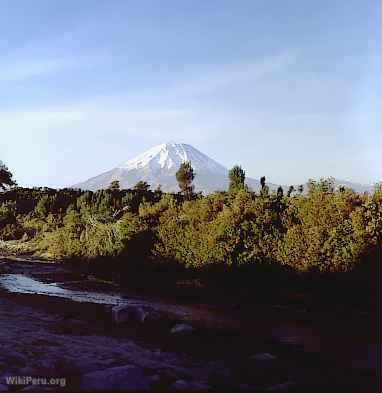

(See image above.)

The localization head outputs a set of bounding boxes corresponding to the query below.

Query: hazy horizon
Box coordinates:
[1,1,381,188]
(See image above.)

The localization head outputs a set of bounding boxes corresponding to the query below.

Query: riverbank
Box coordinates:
[1,258,382,391]
[0,259,296,391]
[1,239,381,315]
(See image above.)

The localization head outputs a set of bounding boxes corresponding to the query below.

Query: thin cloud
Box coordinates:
[0,49,300,151]
[0,103,221,144]
[0,57,84,83]
[164,49,299,98]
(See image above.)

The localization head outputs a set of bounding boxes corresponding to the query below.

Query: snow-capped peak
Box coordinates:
[118,142,227,175]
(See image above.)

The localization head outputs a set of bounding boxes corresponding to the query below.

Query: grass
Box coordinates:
[0,239,37,256]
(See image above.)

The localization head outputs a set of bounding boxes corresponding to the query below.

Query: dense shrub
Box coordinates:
[1,179,382,274]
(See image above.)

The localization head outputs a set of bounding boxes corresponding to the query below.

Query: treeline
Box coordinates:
[1,162,382,275]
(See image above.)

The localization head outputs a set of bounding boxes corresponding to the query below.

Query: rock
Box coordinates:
[17,367,38,378]
[235,384,255,392]
[170,324,196,334]
[170,379,211,391]
[158,368,178,381]
[21,385,53,391]
[149,374,161,384]
[23,386,58,392]
[80,365,150,391]
[1,351,27,367]
[36,359,54,371]
[250,353,277,361]
[0,264,11,274]
[266,381,297,391]
[171,380,189,391]
[111,305,148,324]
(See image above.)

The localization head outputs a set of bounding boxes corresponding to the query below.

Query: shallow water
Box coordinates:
[1,268,382,389]
[0,273,206,321]
[0,273,127,305]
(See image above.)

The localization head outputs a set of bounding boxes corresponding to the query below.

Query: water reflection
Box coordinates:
[0,274,127,305]
[0,273,196,319]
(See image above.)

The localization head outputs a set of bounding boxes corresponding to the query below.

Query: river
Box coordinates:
[0,258,381,391]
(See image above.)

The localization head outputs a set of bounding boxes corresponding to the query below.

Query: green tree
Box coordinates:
[176,161,195,199]
[34,195,50,218]
[228,165,246,193]
[0,201,21,240]
[108,180,120,191]
[277,178,362,272]
[134,181,150,192]
[0,162,16,190]
[260,176,269,198]
[277,186,284,199]
[287,185,295,197]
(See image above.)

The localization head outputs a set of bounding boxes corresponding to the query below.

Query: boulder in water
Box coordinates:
[170,323,196,334]
[250,353,277,361]
[266,381,297,391]
[170,379,211,391]
[112,304,148,324]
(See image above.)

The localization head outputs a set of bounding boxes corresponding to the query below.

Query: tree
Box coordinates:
[287,185,295,197]
[228,165,246,193]
[108,180,120,191]
[260,176,269,197]
[176,161,195,199]
[34,195,50,218]
[0,201,21,240]
[277,186,284,199]
[154,184,163,200]
[134,181,150,192]
[0,162,16,190]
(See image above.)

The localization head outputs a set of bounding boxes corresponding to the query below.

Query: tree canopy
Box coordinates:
[134,181,151,192]
[228,165,246,193]
[0,162,16,190]
[108,180,120,191]
[1,162,382,277]
[176,161,195,199]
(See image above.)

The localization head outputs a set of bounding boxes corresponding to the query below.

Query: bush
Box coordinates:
[2,179,382,276]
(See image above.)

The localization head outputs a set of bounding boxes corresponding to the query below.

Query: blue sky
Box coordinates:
[1,0,381,187]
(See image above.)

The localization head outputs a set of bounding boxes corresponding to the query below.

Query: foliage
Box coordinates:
[228,165,246,193]
[0,201,23,240]
[108,180,120,191]
[0,162,16,190]
[0,173,381,275]
[176,161,195,200]
[134,181,151,192]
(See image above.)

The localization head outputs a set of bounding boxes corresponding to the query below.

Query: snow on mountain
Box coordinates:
[73,142,375,194]
[117,142,227,175]
[74,142,269,193]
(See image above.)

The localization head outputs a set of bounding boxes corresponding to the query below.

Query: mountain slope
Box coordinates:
[74,142,276,193]
[290,178,375,195]
[331,179,375,194]
[73,142,375,194]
